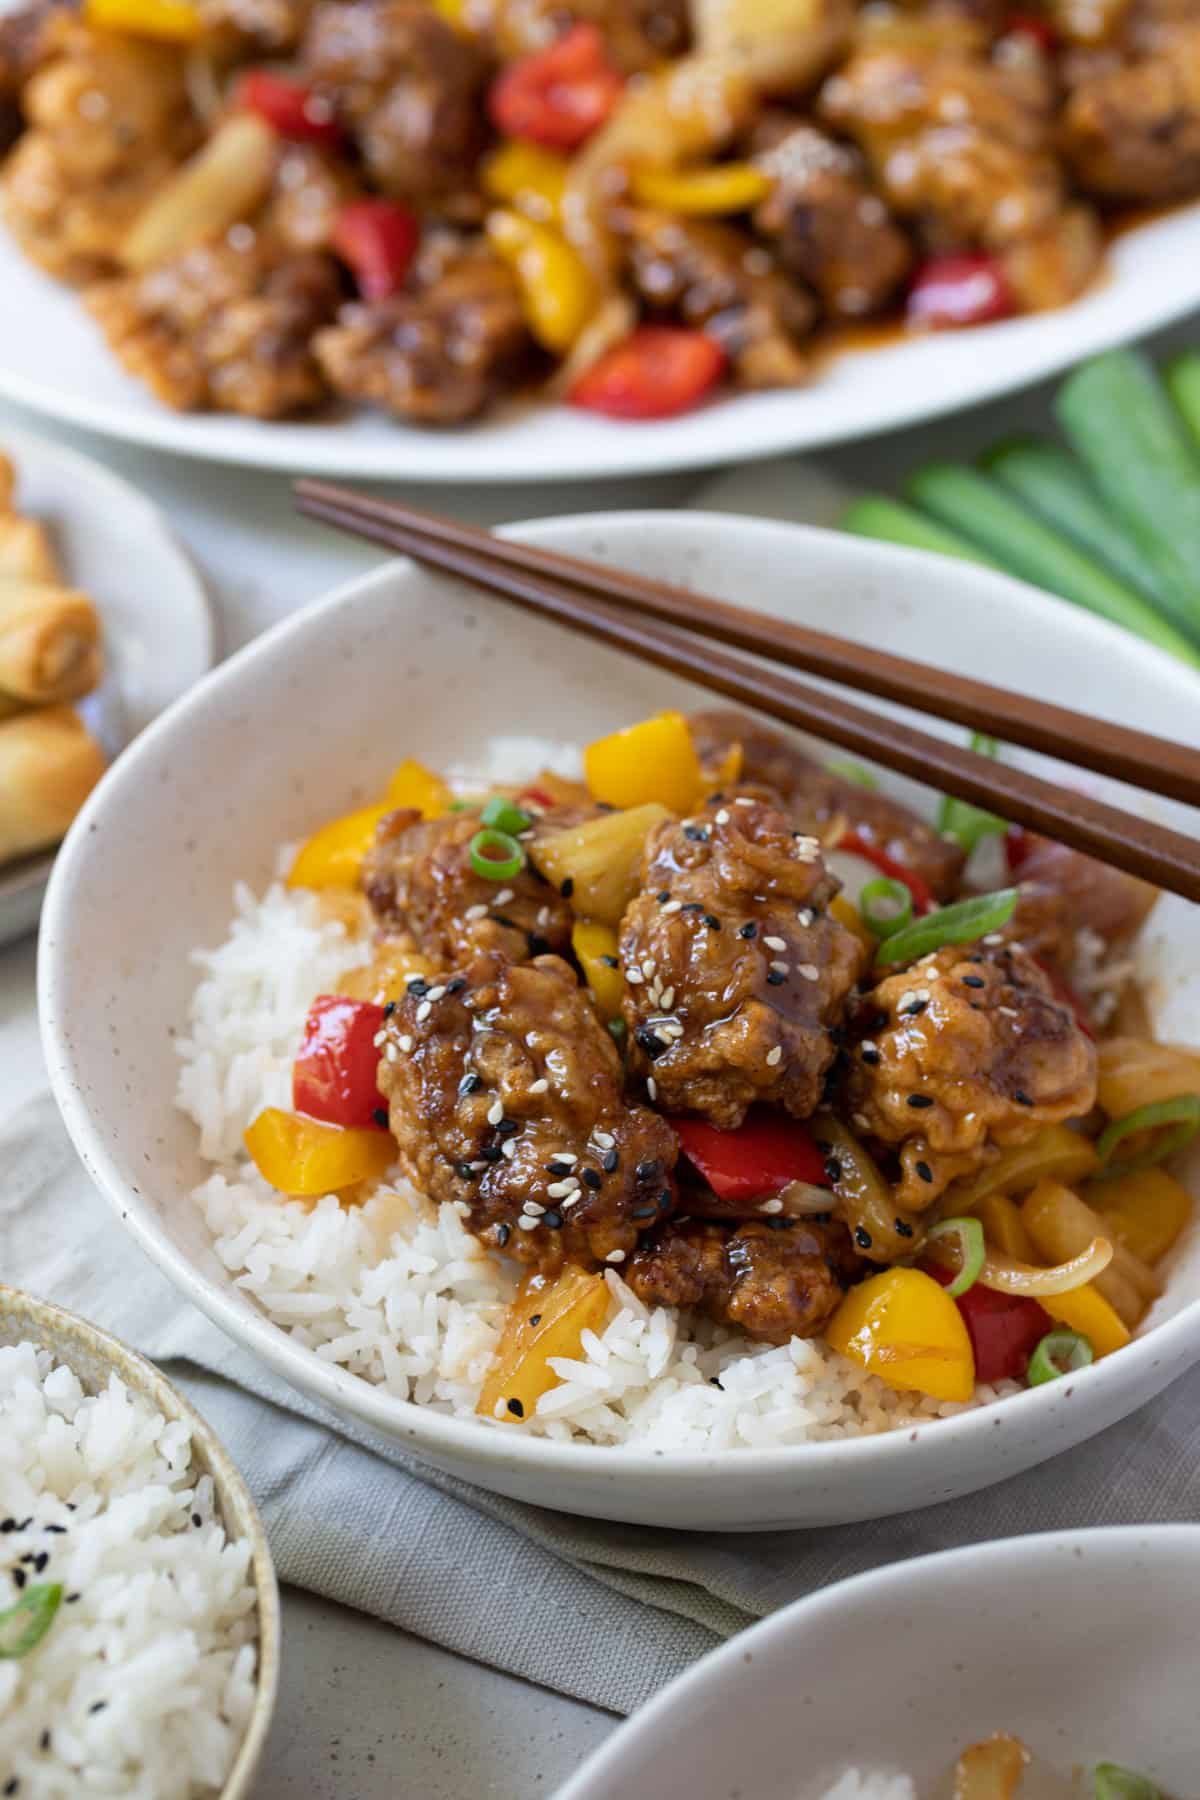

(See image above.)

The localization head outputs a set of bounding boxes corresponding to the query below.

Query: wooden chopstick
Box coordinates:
[295,478,1200,810]
[293,483,1200,904]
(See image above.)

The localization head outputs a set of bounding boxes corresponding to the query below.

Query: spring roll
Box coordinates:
[0,705,106,864]
[0,514,61,583]
[0,578,101,703]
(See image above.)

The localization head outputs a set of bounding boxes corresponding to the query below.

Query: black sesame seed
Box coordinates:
[903,1000,928,1017]
[89,1702,107,1715]
[406,977,429,997]
[455,1161,476,1181]
[481,1143,503,1163]
[855,1226,873,1250]
[895,1220,915,1238]
[631,1203,658,1219]
[4,1778,17,1795]
[683,825,708,842]
[44,1525,66,1535]
[492,913,518,930]
[0,1520,14,1534]
[506,1398,525,1418]
[446,977,467,995]
[547,1160,573,1176]
[710,792,725,804]
[65,1593,80,1603]
[703,914,722,931]
[581,1168,602,1191]
[681,901,705,913]
[1014,1089,1034,1106]
[824,1158,842,1183]
[602,1149,619,1173]
[382,1001,395,1018]
[12,1569,25,1589]
[861,1047,881,1066]
[559,877,574,898]
[18,1554,35,1566]
[636,1026,667,1060]
[191,1513,202,1528]
[32,1552,48,1574]
[916,1160,934,1184]
[458,1072,482,1097]
[962,975,985,989]
[40,1731,50,1752]
[636,1159,661,1181]
[495,1117,521,1137]
[907,1094,934,1109]
[658,1188,672,1210]
[599,954,619,969]
[656,890,671,902]
[767,970,786,986]
[19,1519,31,1531]
[542,1210,563,1230]
[373,1108,389,1129]
[738,921,758,939]
[496,1224,510,1247]
[527,933,551,957]
[529,1315,542,1328]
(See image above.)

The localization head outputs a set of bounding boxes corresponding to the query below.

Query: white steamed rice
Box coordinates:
[175,879,1017,1451]
[0,1341,258,1798]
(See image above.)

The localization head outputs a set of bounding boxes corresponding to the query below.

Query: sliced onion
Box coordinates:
[775,1179,836,1216]
[977,1236,1114,1297]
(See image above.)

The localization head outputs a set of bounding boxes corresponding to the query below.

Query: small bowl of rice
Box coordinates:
[0,1285,279,1800]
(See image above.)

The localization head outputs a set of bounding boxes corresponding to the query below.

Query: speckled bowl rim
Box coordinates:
[0,1284,280,1800]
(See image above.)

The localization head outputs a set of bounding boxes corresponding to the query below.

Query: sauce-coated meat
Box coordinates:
[471,0,690,69]
[1062,26,1200,199]
[619,795,863,1128]
[626,1216,858,1343]
[844,940,1097,1208]
[362,807,574,969]
[377,950,679,1270]
[689,709,965,900]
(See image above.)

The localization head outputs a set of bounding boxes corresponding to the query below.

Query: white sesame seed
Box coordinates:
[493,888,515,907]
[647,1077,658,1101]
[465,903,488,921]
[398,1034,414,1053]
[998,1005,1019,1018]
[605,1249,626,1264]
[593,1130,616,1149]
[501,1139,516,1160]
[469,1161,486,1172]
[766,1046,783,1066]
[798,964,819,982]
[770,960,790,975]
[529,1078,549,1095]
[760,1197,784,1214]
[625,968,644,984]
[523,1200,545,1216]
[385,1044,399,1062]
[494,1398,507,1418]
[372,1030,387,1047]
[537,906,551,928]
[983,932,1004,945]
[660,986,675,1010]
[425,985,446,1002]
[862,1039,878,1055]
[662,899,683,915]
[487,1099,504,1125]
[416,1000,432,1022]
[517,1216,539,1231]
[561,1192,583,1209]
[556,1152,578,1165]
[797,908,814,926]
[662,1021,684,1040]
[763,936,787,952]
[715,809,730,825]
[735,797,755,807]
[853,1112,871,1132]
[898,991,917,1012]
[547,1180,574,1199]
[641,957,657,977]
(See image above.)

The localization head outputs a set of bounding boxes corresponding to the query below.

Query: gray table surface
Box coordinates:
[3,306,1195,1797]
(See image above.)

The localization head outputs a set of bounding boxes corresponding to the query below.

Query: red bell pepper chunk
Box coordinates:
[488,23,623,150]
[926,1262,1051,1384]
[240,69,343,147]
[1004,823,1034,873]
[516,786,559,812]
[570,327,727,421]
[907,254,1016,331]
[294,995,389,1130]
[836,829,936,916]
[671,1111,831,1205]
[1033,955,1095,1040]
[332,199,421,302]
[1004,12,1057,49]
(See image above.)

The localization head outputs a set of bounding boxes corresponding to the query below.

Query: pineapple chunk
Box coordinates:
[532,803,668,926]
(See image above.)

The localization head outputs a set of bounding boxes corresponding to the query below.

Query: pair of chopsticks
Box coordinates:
[294,479,1200,904]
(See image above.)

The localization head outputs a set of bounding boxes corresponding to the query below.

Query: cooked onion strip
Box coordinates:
[977,1236,1113,1297]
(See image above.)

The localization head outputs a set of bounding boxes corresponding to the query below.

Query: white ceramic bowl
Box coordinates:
[38,511,1200,1531]
[554,1524,1200,1798]
[0,1284,280,1800]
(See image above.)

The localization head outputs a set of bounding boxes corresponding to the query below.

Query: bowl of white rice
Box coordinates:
[37,511,1200,1530]
[552,1524,1200,1799]
[0,1285,279,1799]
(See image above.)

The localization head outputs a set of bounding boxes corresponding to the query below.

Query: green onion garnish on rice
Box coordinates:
[0,1583,63,1659]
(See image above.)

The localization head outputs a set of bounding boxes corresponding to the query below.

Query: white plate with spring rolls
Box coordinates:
[0,423,213,943]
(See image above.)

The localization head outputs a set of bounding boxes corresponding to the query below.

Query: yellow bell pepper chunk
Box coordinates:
[483,141,568,223]
[85,0,202,39]
[287,801,390,891]
[478,1266,610,1422]
[486,209,596,354]
[969,1192,1037,1263]
[1039,1281,1131,1360]
[385,757,451,819]
[825,1267,975,1403]
[1089,1167,1192,1268]
[629,162,772,215]
[584,711,703,813]
[572,919,624,1020]
[244,1108,396,1198]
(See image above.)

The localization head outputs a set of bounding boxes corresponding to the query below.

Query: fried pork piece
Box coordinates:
[265,144,360,254]
[619,796,863,1129]
[0,0,67,148]
[621,211,816,389]
[1013,835,1159,947]
[1062,26,1200,199]
[86,235,340,417]
[469,0,690,69]
[818,42,1064,251]
[690,709,966,901]
[0,18,197,282]
[362,807,574,968]
[314,238,533,425]
[750,116,913,320]
[197,0,314,48]
[302,0,489,206]
[844,941,1097,1210]
[626,1217,860,1343]
[378,950,679,1271]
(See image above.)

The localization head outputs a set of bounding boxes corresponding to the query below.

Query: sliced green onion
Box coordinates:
[1092,1766,1161,1800]
[468,828,524,882]
[0,1584,62,1659]
[937,732,1007,854]
[480,796,533,835]
[926,1216,985,1297]
[1028,1328,1094,1386]
[875,887,1018,967]
[1094,1094,1200,1177]
[859,876,914,941]
[449,796,485,813]
[826,757,879,790]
